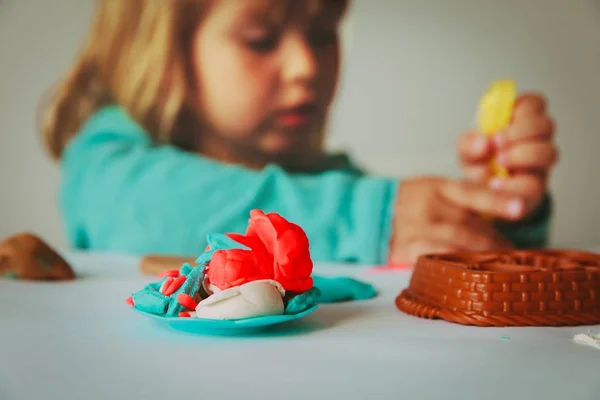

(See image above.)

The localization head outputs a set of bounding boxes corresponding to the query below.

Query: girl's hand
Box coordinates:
[458,94,558,215]
[388,177,525,263]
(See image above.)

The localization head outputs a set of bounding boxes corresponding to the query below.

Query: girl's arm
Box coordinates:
[60,106,552,264]
[59,106,399,264]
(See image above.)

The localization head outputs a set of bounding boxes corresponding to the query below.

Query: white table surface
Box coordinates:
[1,251,599,400]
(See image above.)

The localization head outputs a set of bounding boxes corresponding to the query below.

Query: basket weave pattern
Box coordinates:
[395,250,600,327]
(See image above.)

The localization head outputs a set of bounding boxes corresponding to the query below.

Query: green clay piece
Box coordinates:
[4,271,18,280]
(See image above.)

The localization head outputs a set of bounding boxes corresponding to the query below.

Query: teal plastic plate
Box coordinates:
[131,305,319,335]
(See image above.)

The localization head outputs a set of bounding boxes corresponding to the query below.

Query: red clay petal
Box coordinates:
[160,277,174,294]
[159,269,180,278]
[177,293,198,309]
[178,312,191,318]
[206,249,271,291]
[248,210,279,248]
[163,275,186,296]
[225,233,273,277]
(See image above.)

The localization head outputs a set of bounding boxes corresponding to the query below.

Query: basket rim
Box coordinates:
[414,249,600,277]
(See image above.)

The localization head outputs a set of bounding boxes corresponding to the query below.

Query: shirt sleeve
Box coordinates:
[59,107,399,265]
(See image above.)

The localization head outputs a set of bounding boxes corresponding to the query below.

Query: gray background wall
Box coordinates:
[1,0,599,251]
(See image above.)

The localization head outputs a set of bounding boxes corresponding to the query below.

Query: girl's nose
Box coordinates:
[280,34,318,83]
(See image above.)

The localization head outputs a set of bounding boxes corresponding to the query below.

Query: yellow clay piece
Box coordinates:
[477,79,516,179]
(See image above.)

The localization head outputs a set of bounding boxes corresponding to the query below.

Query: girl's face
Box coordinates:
[191,0,345,168]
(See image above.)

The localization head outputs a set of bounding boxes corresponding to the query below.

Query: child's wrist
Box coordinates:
[522,193,552,224]
[494,192,553,249]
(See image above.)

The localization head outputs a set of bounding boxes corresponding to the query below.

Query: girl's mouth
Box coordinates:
[275,103,319,128]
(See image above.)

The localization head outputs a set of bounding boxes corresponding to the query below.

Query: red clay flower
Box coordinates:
[204,210,313,293]
[246,210,313,292]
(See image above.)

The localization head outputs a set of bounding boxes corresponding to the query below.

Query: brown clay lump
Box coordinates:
[0,233,75,281]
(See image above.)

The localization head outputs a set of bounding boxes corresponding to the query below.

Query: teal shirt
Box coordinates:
[58,106,552,264]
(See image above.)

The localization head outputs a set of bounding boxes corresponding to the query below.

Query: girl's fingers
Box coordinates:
[428,198,514,250]
[462,164,492,182]
[513,93,547,120]
[489,174,546,213]
[391,199,476,262]
[438,179,526,221]
[496,142,558,170]
[458,131,493,164]
[500,116,554,145]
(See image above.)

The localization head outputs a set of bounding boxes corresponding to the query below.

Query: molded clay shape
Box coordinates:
[194,280,285,320]
[0,233,75,281]
[396,250,600,327]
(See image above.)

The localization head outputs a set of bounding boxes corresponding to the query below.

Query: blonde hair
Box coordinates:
[41,0,348,160]
[42,0,206,159]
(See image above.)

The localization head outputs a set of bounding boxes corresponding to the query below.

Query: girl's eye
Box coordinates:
[245,35,279,53]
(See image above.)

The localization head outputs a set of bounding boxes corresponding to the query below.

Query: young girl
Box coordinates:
[41,0,557,264]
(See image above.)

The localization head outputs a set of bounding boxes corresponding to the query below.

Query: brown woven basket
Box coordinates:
[395,249,600,327]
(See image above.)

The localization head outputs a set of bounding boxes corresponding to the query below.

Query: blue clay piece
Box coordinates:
[312,275,377,303]
[164,264,204,316]
[284,286,321,314]
[132,288,170,315]
[283,275,377,314]
[179,263,193,276]
[131,265,204,317]
[206,233,251,253]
